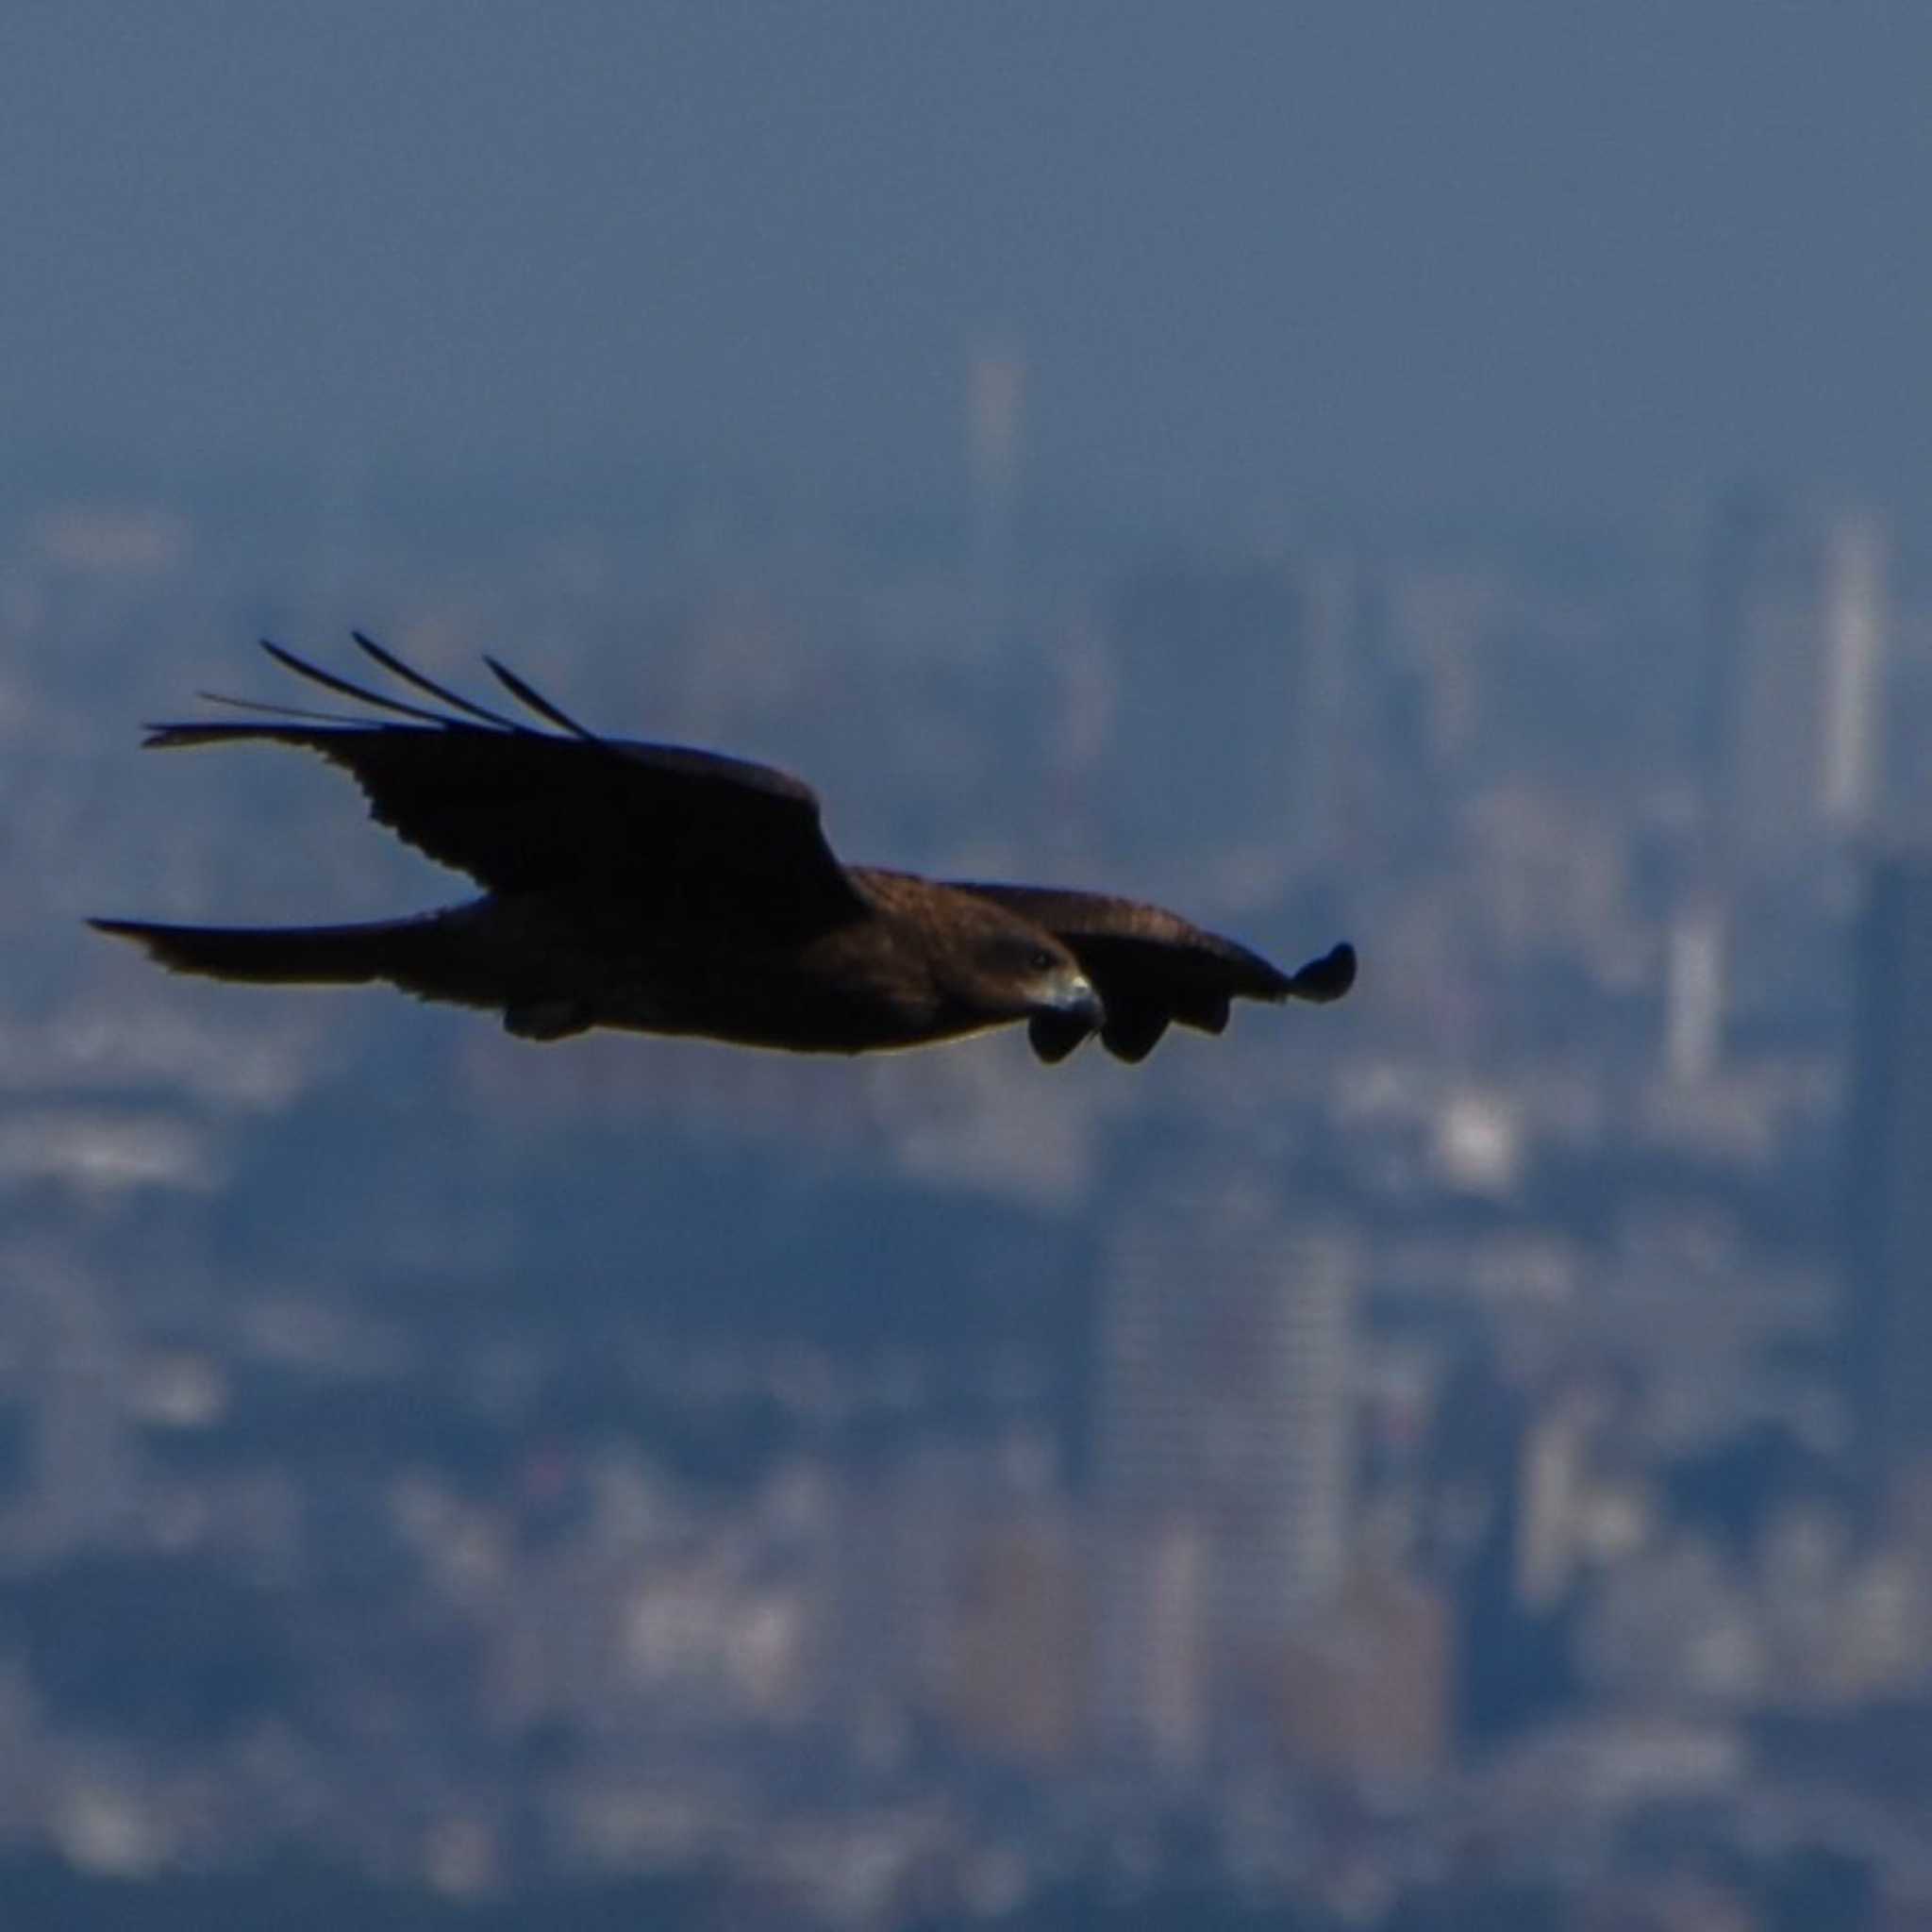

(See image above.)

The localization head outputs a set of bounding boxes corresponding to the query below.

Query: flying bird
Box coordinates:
[91,639,1356,1064]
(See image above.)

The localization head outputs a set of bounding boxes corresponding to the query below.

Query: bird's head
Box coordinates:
[934,898,1105,1045]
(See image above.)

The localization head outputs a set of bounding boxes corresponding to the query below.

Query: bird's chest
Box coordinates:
[614,928,941,1051]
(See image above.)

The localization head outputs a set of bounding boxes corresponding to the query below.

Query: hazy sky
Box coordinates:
[5,3,1928,527]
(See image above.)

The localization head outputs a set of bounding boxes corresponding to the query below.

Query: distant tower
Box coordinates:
[1842,850,1932,1507]
[1093,1177,1352,1766]
[1700,491,1889,869]
[1819,509,1887,833]
[966,341,1024,651]
[1663,897,1727,1085]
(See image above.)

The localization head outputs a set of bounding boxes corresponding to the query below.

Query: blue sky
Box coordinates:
[5,3,1927,526]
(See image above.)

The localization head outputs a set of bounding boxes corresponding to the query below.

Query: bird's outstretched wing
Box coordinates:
[951,881,1355,1062]
[143,638,867,937]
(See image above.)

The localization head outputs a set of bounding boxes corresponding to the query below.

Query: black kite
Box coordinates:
[92,639,1356,1063]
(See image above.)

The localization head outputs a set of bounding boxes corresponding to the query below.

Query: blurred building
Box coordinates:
[1701,492,1889,873]
[1820,510,1888,833]
[1663,897,1728,1087]
[1842,850,1932,1511]
[1272,1560,1451,1786]
[1091,1180,1352,1768]
[1421,1361,1580,1743]
[936,1497,1086,1766]
[836,1439,1088,1771]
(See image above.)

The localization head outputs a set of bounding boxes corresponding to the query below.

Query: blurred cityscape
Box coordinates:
[2,426,1931,1930]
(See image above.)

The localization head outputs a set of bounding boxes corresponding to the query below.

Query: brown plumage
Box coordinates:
[90,638,1356,1063]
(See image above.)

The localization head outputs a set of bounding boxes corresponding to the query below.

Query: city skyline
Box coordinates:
[4,464,1928,1923]
[4,5,1931,1916]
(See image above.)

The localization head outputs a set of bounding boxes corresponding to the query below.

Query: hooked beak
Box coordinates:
[1050,972,1105,1031]
[1027,973,1105,1064]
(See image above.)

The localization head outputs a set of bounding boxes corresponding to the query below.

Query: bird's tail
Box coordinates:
[88,914,449,989]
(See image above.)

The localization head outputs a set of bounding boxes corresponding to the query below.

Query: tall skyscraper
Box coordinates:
[1842,851,1932,1505]
[1820,509,1888,833]
[1092,1177,1352,1767]
[1662,897,1727,1086]
[1700,492,1889,870]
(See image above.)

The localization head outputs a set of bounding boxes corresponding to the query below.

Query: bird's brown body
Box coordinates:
[92,639,1356,1063]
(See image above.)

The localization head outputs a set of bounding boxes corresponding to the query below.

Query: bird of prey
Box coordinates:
[91,638,1356,1064]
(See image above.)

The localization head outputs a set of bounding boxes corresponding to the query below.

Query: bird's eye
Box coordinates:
[1030,948,1056,974]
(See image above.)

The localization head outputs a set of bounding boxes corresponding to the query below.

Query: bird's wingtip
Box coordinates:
[1285,940,1357,1003]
